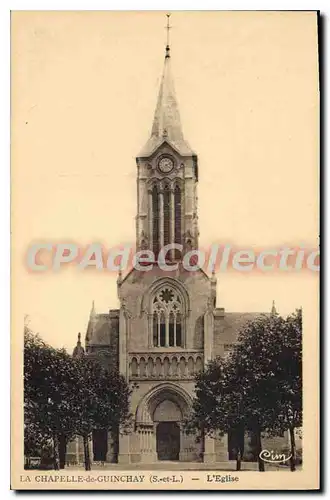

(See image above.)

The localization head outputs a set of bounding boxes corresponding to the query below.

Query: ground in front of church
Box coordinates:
[67,461,301,471]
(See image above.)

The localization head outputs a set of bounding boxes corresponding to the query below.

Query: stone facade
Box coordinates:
[67,40,296,466]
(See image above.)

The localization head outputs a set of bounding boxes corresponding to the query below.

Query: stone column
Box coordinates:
[165,313,169,347]
[118,433,130,464]
[148,189,153,252]
[170,188,175,258]
[159,190,164,250]
[66,436,81,466]
[106,431,115,463]
[153,423,157,456]
[139,426,157,463]
[119,308,128,379]
[215,434,229,462]
[75,436,80,465]
[179,425,188,462]
[184,358,189,377]
[140,429,144,454]
[78,436,84,465]
[203,435,216,463]
[203,308,214,364]
[243,432,255,461]
[174,315,177,347]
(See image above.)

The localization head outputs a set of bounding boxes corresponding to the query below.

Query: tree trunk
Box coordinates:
[53,433,60,470]
[83,434,91,471]
[255,429,265,472]
[58,434,67,469]
[289,426,296,472]
[236,427,244,471]
[236,448,242,471]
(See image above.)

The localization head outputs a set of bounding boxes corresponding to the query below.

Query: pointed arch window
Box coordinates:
[152,287,184,348]
[159,311,166,347]
[153,314,158,347]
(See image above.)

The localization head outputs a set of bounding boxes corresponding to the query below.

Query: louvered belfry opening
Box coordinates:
[163,186,171,247]
[174,185,182,260]
[151,182,182,259]
[152,185,160,257]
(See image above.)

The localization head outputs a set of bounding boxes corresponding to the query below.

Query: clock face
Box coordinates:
[158,156,174,173]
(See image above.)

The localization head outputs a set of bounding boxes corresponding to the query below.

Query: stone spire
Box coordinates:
[117,269,123,287]
[85,300,96,344]
[90,300,96,318]
[271,300,277,316]
[138,15,194,157]
[73,332,85,358]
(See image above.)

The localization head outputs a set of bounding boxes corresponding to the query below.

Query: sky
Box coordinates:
[11,11,319,350]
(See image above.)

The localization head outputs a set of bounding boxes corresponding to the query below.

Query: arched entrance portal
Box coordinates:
[153,398,182,461]
[135,383,200,462]
[156,422,180,460]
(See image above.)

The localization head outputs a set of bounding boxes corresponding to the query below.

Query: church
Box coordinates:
[68,28,288,466]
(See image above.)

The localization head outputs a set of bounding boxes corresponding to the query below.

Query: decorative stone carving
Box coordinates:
[140,230,148,250]
[120,298,132,318]
[128,351,203,380]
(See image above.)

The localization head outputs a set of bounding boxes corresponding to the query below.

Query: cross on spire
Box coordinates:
[165,13,171,58]
[138,12,195,157]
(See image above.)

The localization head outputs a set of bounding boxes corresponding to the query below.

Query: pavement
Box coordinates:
[67,461,296,472]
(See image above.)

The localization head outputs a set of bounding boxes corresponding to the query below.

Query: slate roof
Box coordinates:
[222,312,267,331]
[138,48,195,158]
[85,311,119,346]
[84,310,269,348]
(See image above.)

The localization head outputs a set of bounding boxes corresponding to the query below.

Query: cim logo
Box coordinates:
[259,449,292,463]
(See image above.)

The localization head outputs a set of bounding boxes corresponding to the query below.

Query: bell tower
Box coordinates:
[135,15,199,259]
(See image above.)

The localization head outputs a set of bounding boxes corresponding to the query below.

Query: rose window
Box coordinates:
[160,288,174,303]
